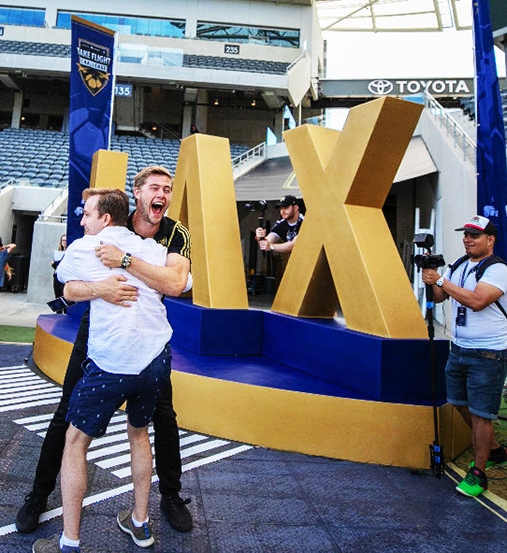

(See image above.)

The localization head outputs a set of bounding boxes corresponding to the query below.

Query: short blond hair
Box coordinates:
[133,166,173,190]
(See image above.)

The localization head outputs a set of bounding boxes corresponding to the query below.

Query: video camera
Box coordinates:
[245,200,267,213]
[412,233,446,271]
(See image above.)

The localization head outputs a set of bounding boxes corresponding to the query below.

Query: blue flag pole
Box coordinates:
[65,17,116,321]
[67,16,116,247]
[474,0,507,259]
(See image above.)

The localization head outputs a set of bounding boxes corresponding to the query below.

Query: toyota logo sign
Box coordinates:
[368,79,394,95]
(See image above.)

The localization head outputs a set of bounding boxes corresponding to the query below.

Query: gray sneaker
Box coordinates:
[32,534,80,553]
[117,510,154,548]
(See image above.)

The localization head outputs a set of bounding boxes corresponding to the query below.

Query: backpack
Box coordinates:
[449,255,507,318]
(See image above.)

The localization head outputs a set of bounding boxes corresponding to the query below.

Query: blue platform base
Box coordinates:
[163,298,449,405]
[164,297,263,355]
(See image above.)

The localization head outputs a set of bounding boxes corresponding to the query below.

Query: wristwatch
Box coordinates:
[120,252,132,269]
[435,277,445,287]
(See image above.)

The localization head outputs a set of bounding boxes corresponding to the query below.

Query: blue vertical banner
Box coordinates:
[474,0,507,259]
[67,16,116,246]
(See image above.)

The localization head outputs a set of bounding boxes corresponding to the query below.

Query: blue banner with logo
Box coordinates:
[474,0,507,259]
[67,16,115,246]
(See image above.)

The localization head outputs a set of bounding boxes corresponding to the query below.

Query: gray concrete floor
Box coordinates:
[0,291,52,329]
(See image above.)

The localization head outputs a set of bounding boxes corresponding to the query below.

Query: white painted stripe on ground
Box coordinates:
[14,412,55,424]
[87,435,154,461]
[0,390,61,407]
[96,452,132,469]
[88,429,151,449]
[180,439,230,458]
[0,373,39,383]
[0,365,29,373]
[0,383,55,399]
[179,433,209,447]
[0,397,61,412]
[1,376,44,388]
[0,373,35,381]
[182,445,253,472]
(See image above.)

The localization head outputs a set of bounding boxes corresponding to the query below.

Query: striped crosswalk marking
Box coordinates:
[0,366,61,412]
[3,364,253,481]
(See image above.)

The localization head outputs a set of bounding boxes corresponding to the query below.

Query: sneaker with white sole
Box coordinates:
[117,510,154,548]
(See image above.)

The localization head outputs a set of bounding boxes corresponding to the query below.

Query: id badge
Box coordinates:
[456,306,467,326]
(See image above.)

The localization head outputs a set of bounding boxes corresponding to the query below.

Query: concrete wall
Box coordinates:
[417,109,477,329]
[27,220,66,303]
[0,186,15,243]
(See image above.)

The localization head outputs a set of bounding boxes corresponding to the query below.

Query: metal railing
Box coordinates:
[38,187,68,222]
[286,50,306,73]
[0,177,33,192]
[424,91,476,164]
[231,142,266,173]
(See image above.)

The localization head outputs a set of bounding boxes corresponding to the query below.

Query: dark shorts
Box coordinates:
[445,342,507,419]
[66,342,172,437]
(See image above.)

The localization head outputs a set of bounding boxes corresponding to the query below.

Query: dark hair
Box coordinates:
[82,188,129,226]
[133,165,173,189]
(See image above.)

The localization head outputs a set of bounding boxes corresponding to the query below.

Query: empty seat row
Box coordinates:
[0,40,290,74]
[0,128,249,190]
[183,54,289,75]
[0,40,70,58]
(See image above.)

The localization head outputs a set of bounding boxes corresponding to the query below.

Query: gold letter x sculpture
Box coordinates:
[272,96,428,339]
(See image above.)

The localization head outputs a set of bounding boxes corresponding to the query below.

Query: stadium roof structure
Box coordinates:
[315,0,472,32]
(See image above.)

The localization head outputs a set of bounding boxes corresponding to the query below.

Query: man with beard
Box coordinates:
[16,166,193,535]
[255,195,303,253]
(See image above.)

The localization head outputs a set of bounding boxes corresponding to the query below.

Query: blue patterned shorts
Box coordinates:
[66,343,172,437]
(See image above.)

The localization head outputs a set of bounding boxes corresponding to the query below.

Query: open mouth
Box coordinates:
[151,201,165,216]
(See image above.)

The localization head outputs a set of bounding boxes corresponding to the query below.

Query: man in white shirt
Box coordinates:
[33,188,172,553]
[422,215,507,498]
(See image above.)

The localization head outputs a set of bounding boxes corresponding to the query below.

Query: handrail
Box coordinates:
[154,122,181,141]
[423,91,476,164]
[287,50,306,72]
[39,188,68,222]
[37,214,67,223]
[231,142,266,171]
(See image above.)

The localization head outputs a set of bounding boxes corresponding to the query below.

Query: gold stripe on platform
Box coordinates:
[34,322,470,469]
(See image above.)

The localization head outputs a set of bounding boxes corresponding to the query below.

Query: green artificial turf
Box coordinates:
[0,325,35,343]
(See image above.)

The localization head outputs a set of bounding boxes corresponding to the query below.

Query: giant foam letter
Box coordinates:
[169,133,248,309]
[272,97,427,338]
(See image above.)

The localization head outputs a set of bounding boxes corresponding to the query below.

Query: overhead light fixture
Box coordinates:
[214,98,219,105]
[251,99,256,107]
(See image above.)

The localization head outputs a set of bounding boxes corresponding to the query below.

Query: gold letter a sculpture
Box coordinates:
[272,96,428,339]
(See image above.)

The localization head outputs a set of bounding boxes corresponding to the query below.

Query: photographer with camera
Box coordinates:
[255,195,303,254]
[421,215,507,497]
